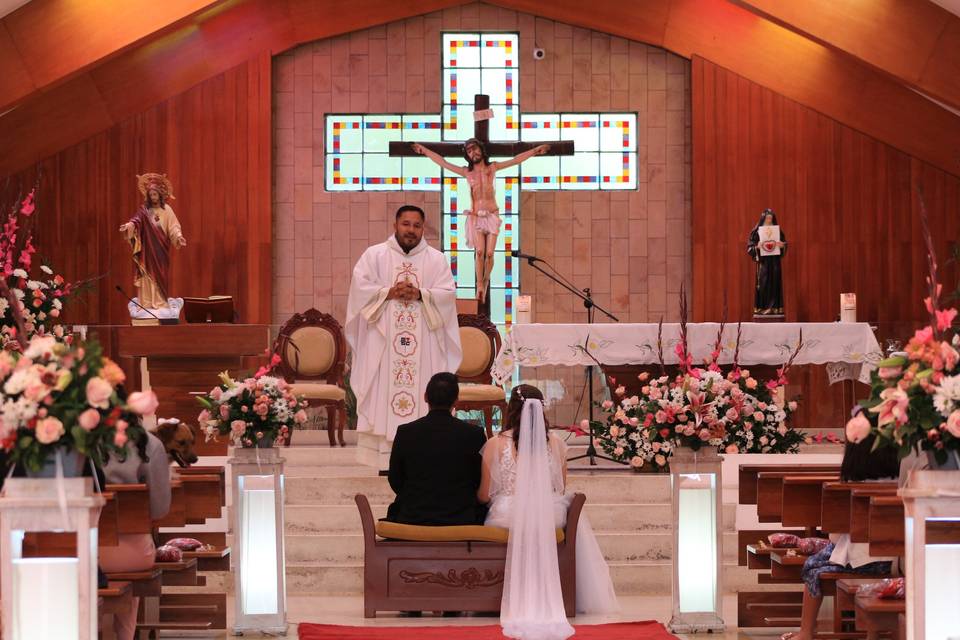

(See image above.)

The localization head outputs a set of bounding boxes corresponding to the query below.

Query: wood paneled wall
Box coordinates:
[7,53,273,326]
[692,55,960,326]
[692,56,960,427]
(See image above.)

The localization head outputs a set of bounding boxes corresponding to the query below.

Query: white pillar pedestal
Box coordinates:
[0,478,104,640]
[668,448,725,634]
[229,447,287,635]
[900,468,960,640]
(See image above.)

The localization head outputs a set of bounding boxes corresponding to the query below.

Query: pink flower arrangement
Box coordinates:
[592,299,804,470]
[0,334,153,472]
[855,195,960,464]
[197,366,308,447]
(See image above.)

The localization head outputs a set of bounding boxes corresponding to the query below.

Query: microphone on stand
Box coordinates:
[509,250,541,262]
[115,285,178,325]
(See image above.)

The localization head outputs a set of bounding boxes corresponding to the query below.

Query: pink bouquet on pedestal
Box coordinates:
[196,358,308,448]
[848,196,960,466]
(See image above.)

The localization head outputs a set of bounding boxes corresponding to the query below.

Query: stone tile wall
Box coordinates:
[273,2,691,425]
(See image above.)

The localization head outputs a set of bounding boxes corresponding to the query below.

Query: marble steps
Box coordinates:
[284,501,736,536]
[285,472,674,506]
[286,529,740,564]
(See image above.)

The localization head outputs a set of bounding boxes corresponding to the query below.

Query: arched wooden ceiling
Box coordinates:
[1,0,959,177]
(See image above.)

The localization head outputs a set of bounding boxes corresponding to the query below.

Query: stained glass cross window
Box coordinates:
[325,32,638,326]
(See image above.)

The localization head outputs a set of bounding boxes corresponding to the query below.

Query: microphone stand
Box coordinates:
[519,257,624,466]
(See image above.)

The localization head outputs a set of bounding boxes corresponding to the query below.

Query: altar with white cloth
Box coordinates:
[491,322,882,386]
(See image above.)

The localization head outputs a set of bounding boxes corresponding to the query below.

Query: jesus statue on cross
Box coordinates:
[411,139,550,304]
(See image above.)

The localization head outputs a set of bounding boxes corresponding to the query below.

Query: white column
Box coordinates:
[229,447,288,635]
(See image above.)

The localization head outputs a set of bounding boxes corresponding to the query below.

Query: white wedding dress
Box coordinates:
[484,401,619,639]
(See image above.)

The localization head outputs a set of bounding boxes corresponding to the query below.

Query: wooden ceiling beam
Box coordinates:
[732,0,960,112]
[0,0,226,113]
[488,0,960,176]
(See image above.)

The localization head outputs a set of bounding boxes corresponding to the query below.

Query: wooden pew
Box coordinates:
[854,594,904,640]
[850,486,898,543]
[98,581,134,640]
[821,482,897,534]
[867,495,905,556]
[781,475,842,528]
[757,471,840,523]
[739,464,839,505]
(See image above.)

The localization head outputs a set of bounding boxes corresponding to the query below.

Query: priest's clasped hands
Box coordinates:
[387,280,421,301]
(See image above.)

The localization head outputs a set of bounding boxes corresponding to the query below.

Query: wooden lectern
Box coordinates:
[116,325,271,456]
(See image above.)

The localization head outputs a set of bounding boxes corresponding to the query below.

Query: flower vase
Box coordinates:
[926,449,960,471]
[25,449,86,478]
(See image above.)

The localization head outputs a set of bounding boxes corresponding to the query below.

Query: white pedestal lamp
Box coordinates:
[0,477,104,640]
[900,468,960,640]
[668,448,725,634]
[229,447,287,635]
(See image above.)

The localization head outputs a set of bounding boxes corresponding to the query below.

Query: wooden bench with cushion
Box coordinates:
[356,492,585,618]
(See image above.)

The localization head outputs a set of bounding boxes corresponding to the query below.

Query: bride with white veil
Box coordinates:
[478,385,619,639]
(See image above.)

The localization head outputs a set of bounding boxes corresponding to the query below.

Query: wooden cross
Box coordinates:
[389,93,574,316]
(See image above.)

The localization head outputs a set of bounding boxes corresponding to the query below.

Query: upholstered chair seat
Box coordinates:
[455,314,507,438]
[274,309,349,446]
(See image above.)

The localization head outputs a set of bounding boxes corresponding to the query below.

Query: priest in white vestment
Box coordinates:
[346,205,462,468]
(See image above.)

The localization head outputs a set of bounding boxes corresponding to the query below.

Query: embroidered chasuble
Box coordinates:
[346,236,462,442]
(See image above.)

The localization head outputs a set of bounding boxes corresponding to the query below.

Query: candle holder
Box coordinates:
[667,447,725,634]
[900,469,960,640]
[229,447,287,635]
[0,477,104,640]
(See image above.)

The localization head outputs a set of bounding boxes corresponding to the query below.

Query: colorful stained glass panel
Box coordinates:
[480,34,518,68]
[600,152,636,189]
[481,69,517,105]
[327,115,363,153]
[600,113,636,151]
[362,154,402,190]
[560,152,600,190]
[560,114,600,152]
[363,115,403,152]
[444,33,482,68]
[519,113,561,141]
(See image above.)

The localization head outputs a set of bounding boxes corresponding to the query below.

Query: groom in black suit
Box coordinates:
[386,372,488,526]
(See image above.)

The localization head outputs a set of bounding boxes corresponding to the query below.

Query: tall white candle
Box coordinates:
[12,557,80,640]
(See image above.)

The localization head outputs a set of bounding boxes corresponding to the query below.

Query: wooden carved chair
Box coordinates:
[455,314,507,438]
[273,309,348,446]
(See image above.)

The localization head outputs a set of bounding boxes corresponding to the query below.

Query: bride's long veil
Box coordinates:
[501,400,575,640]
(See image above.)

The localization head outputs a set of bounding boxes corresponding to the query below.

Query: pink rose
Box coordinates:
[946,411,960,438]
[114,431,128,447]
[745,378,758,390]
[294,410,308,424]
[601,400,614,410]
[78,409,100,431]
[197,409,211,424]
[219,405,230,419]
[638,372,649,381]
[654,454,667,466]
[683,425,696,436]
[725,444,739,454]
[651,441,661,452]
[629,417,639,426]
[845,413,872,443]
[614,446,624,456]
[698,428,711,441]
[116,419,128,432]
[35,417,64,444]
[85,377,113,409]
[230,420,246,435]
[725,408,739,421]
[753,411,764,422]
[615,385,626,396]
[777,424,788,436]
[630,456,644,468]
[210,387,223,401]
[609,425,621,438]
[127,391,158,415]
[788,401,798,411]
[580,419,589,430]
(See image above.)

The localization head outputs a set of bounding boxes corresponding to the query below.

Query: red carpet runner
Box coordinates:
[298,621,678,639]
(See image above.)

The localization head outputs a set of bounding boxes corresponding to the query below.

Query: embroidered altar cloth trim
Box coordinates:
[492,322,881,386]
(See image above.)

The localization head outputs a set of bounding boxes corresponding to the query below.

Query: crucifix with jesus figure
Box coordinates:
[390,94,573,315]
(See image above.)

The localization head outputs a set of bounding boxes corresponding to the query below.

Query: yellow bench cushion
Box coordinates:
[375,521,565,544]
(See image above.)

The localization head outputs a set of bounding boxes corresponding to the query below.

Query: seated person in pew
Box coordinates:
[99,418,171,640]
[478,384,619,617]
[783,432,899,640]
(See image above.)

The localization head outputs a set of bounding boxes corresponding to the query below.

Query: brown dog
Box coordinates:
[155,419,199,467]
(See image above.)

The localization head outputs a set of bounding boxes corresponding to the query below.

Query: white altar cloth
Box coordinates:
[491,322,882,386]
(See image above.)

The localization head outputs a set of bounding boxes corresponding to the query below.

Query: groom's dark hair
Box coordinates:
[396,204,425,220]
[425,372,459,409]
